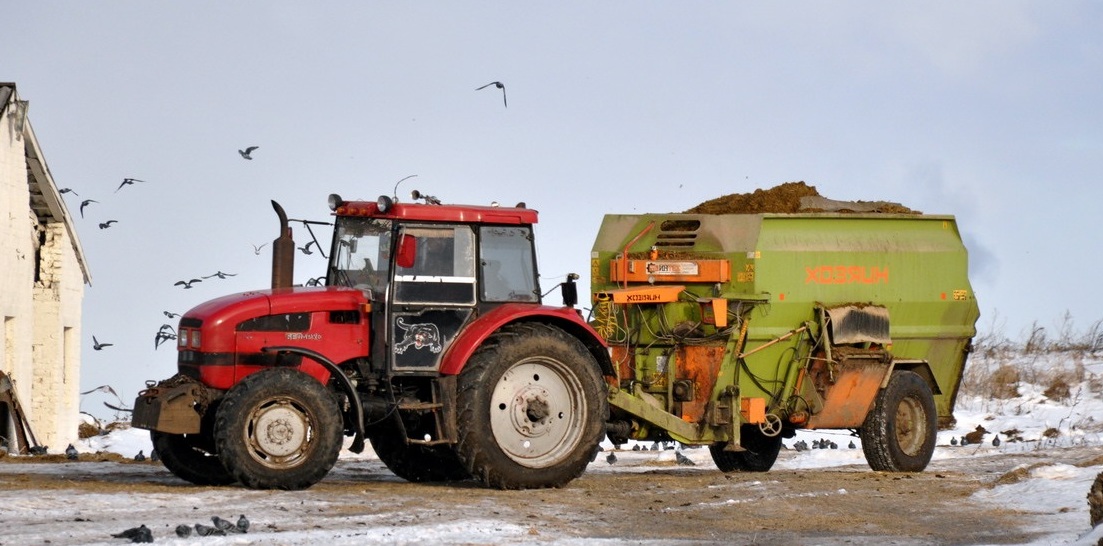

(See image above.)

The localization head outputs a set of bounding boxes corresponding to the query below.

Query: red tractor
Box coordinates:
[133,192,610,490]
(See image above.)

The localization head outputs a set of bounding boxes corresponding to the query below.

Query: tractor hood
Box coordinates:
[183,286,369,332]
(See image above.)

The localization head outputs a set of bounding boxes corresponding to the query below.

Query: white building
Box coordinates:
[0,83,90,453]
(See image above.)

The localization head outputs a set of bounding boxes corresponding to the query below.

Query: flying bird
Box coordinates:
[155,324,177,349]
[98,220,118,229]
[252,242,268,255]
[79,199,97,218]
[59,187,78,196]
[115,178,145,192]
[298,241,315,255]
[80,384,120,398]
[476,81,507,108]
[163,311,181,319]
[175,278,202,289]
[239,146,259,160]
[203,271,237,279]
[92,336,113,350]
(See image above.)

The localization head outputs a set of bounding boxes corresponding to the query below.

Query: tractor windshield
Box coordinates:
[329,217,392,298]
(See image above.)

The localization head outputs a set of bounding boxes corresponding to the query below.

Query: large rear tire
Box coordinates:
[709,424,783,472]
[860,370,937,472]
[368,417,470,483]
[455,323,607,489]
[214,368,344,490]
[152,429,236,486]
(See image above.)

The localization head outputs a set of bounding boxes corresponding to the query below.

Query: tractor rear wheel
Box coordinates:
[368,417,470,482]
[860,370,937,472]
[214,368,344,490]
[455,323,606,489]
[152,429,236,486]
[709,424,783,472]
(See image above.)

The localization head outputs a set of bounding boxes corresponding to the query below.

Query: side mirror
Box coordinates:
[396,234,417,269]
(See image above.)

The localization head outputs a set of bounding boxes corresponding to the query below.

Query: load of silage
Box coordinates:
[684,181,919,214]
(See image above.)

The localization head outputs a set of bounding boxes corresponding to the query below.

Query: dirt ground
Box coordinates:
[2,445,1098,545]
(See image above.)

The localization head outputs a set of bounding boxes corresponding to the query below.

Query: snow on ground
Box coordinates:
[8,354,1103,544]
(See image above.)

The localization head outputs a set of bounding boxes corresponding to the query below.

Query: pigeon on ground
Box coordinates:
[476,81,507,108]
[111,524,152,543]
[79,199,97,218]
[236,514,250,533]
[29,445,48,455]
[194,523,223,536]
[115,178,145,192]
[298,241,315,255]
[98,220,117,229]
[134,450,146,462]
[829,441,838,449]
[848,440,856,449]
[203,271,236,279]
[675,450,696,466]
[212,515,239,533]
[65,443,79,460]
[150,449,159,462]
[650,442,660,451]
[239,146,259,160]
[992,435,1001,447]
[792,440,808,452]
[175,524,192,538]
[606,451,617,465]
[632,444,641,451]
[92,336,113,350]
[951,437,958,446]
[174,279,202,289]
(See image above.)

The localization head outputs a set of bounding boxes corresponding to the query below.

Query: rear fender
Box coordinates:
[438,304,612,377]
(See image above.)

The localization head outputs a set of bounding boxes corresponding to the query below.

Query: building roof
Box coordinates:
[0,83,91,285]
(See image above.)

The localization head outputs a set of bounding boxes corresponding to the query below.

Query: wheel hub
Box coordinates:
[250,400,308,459]
[490,360,586,468]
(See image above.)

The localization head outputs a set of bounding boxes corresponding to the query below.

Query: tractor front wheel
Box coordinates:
[214,368,344,490]
[455,323,607,489]
[860,370,937,472]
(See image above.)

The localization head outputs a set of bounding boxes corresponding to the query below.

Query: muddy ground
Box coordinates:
[2,445,1099,545]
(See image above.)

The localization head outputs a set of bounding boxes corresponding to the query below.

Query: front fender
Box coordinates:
[438,304,611,376]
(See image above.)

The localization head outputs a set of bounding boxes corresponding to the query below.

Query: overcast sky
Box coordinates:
[7,2,1102,418]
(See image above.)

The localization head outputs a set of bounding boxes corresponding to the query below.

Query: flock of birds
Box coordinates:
[109,515,250,543]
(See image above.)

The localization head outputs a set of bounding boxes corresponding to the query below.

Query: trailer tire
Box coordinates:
[709,424,783,472]
[368,419,470,482]
[455,323,607,489]
[152,430,236,486]
[860,370,937,472]
[214,368,343,490]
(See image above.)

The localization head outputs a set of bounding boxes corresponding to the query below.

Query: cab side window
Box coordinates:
[479,226,539,302]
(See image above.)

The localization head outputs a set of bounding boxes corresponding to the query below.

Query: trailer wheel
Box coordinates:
[709,424,783,472]
[152,430,236,486]
[860,370,937,472]
[455,323,607,489]
[368,418,470,482]
[214,368,343,490]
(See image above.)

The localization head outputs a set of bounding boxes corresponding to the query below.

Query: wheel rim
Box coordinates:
[243,395,315,468]
[489,357,588,468]
[894,396,928,456]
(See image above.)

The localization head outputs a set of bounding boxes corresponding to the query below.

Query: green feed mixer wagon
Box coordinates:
[591,197,980,473]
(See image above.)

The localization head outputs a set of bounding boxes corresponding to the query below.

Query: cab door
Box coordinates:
[388,225,476,372]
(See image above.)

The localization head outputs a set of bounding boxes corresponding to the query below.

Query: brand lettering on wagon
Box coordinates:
[805,266,889,285]
[626,293,663,303]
